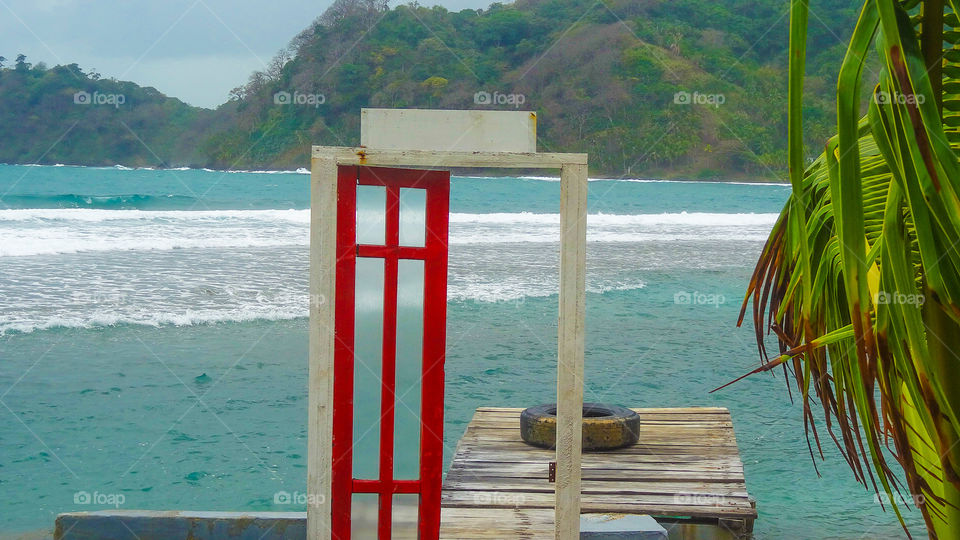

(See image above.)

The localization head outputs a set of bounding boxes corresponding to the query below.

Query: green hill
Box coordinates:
[204,0,862,178]
[0,0,865,179]
[0,56,224,167]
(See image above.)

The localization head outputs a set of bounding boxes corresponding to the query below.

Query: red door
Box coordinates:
[332,166,449,539]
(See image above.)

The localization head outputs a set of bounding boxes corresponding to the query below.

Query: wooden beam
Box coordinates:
[311,146,586,169]
[308,156,337,540]
[360,108,537,153]
[555,162,588,539]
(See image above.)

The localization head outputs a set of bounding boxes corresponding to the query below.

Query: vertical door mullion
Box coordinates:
[332,166,359,539]
[419,179,449,539]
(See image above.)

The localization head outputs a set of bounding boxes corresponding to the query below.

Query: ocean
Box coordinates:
[0,164,923,539]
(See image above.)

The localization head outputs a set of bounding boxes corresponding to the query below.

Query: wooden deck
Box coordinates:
[439,407,757,539]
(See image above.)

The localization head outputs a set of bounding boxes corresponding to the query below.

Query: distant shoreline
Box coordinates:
[0,162,790,185]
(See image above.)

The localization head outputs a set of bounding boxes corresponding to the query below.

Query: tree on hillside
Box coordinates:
[319,0,388,27]
[737,0,960,538]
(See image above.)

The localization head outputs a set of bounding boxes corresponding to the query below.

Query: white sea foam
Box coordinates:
[0,267,652,334]
[447,279,648,304]
[0,202,772,333]
[214,168,310,175]
[0,209,777,257]
[0,232,306,257]
[0,208,309,222]
[0,208,776,226]
[0,306,307,335]
[450,211,778,226]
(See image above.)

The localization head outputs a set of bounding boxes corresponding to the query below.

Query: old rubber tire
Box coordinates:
[519,403,640,451]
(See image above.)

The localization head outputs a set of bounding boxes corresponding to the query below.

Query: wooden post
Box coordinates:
[308,155,337,540]
[555,162,587,539]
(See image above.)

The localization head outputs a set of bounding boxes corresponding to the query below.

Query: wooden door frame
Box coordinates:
[331,165,449,539]
[309,146,589,540]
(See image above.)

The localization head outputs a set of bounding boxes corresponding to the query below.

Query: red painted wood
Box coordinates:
[352,479,421,493]
[332,166,359,539]
[357,245,428,260]
[418,174,450,540]
[332,165,449,539]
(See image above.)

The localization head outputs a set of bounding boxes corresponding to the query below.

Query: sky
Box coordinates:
[0,0,488,109]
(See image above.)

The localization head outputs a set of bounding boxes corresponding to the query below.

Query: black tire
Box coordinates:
[519,403,641,451]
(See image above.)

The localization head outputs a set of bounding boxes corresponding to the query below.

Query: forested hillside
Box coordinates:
[0,55,224,167]
[205,0,862,177]
[0,0,865,178]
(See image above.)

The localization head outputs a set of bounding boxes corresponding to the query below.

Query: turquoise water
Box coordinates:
[0,165,923,538]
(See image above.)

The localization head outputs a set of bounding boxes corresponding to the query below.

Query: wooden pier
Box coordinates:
[439,407,757,539]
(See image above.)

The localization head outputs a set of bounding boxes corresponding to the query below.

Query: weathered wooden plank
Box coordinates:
[360,109,537,153]
[474,407,731,413]
[441,490,756,518]
[459,425,739,439]
[447,460,745,472]
[311,146,587,168]
[463,424,736,436]
[464,418,735,428]
[448,455,745,466]
[472,413,730,423]
[459,427,739,443]
[446,461,745,477]
[467,414,735,428]
[307,156,337,540]
[446,465,745,481]
[470,411,735,424]
[555,161,588,540]
[455,445,740,461]
[459,430,739,444]
[465,423,737,436]
[443,478,751,498]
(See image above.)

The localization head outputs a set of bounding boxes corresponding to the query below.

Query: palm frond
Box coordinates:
[735,0,960,537]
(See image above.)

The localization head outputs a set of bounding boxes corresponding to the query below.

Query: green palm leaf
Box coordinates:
[735,0,960,537]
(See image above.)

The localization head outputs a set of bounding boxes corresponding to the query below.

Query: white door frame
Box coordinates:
[308,146,588,540]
